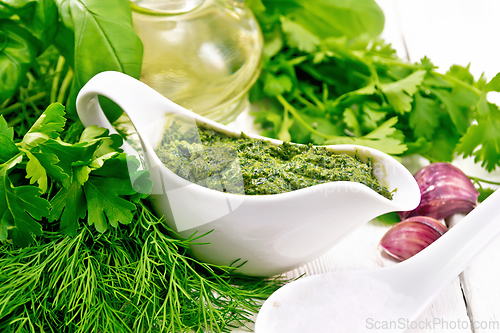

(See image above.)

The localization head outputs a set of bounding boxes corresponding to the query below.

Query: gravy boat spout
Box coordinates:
[76,71,420,276]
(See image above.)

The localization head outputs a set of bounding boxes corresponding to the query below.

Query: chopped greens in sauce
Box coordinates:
[156,123,392,198]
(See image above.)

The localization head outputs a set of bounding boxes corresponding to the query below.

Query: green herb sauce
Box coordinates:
[156,124,392,199]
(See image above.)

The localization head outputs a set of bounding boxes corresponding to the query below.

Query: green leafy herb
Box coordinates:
[379,70,426,113]
[0,0,142,122]
[0,103,151,245]
[84,174,138,232]
[0,154,49,247]
[54,0,143,120]
[468,175,500,202]
[49,180,86,235]
[255,0,385,40]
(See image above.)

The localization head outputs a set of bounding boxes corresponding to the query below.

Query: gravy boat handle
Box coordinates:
[76,71,191,156]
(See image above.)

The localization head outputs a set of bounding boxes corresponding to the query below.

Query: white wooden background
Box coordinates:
[230,1,500,332]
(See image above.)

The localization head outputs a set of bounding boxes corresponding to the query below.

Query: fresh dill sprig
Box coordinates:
[0,201,285,333]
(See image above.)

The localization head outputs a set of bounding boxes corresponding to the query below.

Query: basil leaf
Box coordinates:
[263,0,385,39]
[24,0,59,49]
[0,0,36,20]
[55,0,143,121]
[0,0,58,102]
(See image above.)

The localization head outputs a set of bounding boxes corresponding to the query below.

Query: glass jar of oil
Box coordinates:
[130,0,263,123]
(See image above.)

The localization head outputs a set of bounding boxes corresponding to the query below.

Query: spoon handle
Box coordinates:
[400,189,500,298]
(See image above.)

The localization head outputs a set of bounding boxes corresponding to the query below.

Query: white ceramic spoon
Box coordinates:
[255,188,500,333]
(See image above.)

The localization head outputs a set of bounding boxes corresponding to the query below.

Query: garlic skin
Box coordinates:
[400,163,479,220]
[379,216,448,261]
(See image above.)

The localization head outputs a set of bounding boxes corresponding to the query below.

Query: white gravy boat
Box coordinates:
[76,71,420,276]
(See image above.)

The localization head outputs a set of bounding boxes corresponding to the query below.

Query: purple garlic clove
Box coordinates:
[400,163,479,221]
[379,216,448,261]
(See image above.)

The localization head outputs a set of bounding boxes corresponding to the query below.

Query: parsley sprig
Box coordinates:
[0,103,151,246]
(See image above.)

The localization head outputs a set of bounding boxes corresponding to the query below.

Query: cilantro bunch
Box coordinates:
[247,0,500,171]
[0,103,150,246]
